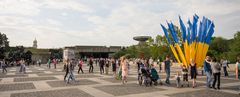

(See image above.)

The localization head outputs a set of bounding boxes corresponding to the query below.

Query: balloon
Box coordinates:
[160,14,215,68]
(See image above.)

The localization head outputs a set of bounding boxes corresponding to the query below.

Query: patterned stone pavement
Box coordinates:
[13,76,58,82]
[0,83,35,91]
[0,63,239,97]
[11,88,93,97]
[94,83,165,96]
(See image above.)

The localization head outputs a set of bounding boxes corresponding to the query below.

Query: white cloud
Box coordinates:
[85,2,174,46]
[61,12,68,16]
[46,19,62,26]
[0,16,35,26]
[0,0,42,16]
[0,0,239,48]
[42,0,93,13]
[0,0,92,17]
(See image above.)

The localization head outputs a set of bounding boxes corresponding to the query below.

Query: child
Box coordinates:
[175,71,181,88]
[182,66,189,87]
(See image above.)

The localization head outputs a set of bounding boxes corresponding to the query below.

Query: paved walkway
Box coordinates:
[0,63,239,97]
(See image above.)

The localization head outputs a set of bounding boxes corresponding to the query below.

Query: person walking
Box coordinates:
[158,59,162,73]
[236,57,240,95]
[137,59,141,73]
[121,56,128,84]
[64,59,70,81]
[105,59,110,75]
[164,55,171,85]
[19,60,23,73]
[19,60,26,74]
[127,60,130,75]
[236,58,240,80]
[38,59,41,66]
[89,58,94,73]
[53,59,57,69]
[66,60,75,83]
[78,59,84,74]
[190,59,197,88]
[47,59,51,69]
[211,57,221,90]
[221,58,229,77]
[99,58,105,74]
[204,56,213,88]
[1,60,7,73]
[112,59,117,76]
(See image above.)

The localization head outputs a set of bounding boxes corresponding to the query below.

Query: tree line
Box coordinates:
[0,32,63,65]
[114,31,240,63]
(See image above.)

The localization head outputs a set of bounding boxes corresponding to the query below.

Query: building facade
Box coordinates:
[33,38,37,48]
[64,46,122,59]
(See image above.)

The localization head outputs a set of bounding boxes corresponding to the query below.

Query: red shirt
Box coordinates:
[79,60,83,67]
[53,59,57,64]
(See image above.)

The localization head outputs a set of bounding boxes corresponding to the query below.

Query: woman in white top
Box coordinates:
[211,57,221,90]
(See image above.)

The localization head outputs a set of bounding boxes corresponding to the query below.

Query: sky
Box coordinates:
[0,0,239,48]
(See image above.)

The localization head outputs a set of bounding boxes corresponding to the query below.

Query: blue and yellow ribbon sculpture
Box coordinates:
[160,14,215,67]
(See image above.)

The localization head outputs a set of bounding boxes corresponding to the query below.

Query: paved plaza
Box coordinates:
[0,63,239,97]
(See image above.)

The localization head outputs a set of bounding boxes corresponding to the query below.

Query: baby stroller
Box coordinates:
[150,68,162,86]
[138,67,152,86]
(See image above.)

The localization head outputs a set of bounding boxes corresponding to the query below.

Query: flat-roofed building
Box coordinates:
[64,45,122,58]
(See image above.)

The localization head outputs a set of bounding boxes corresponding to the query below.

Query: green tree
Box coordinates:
[209,37,229,53]
[208,37,230,59]
[49,49,63,59]
[25,50,32,65]
[228,31,240,62]
[0,32,10,59]
[155,35,168,46]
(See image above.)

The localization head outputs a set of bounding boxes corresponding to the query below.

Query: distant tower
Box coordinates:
[33,38,37,48]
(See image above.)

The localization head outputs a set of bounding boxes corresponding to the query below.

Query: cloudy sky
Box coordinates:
[0,0,239,48]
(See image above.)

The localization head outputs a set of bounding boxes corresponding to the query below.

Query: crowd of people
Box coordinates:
[0,59,28,74]
[60,55,240,90]
[62,57,122,83]
[1,55,239,90]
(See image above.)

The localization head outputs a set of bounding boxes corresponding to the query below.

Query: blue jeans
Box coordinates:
[67,71,75,83]
[223,67,228,76]
[205,71,212,87]
[165,69,170,84]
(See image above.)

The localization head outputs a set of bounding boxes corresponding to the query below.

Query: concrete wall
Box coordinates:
[65,46,121,53]
[31,53,51,64]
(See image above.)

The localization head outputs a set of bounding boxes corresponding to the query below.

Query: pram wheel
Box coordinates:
[154,81,158,86]
[138,74,143,86]
[144,77,152,87]
[138,77,143,86]
[144,80,148,87]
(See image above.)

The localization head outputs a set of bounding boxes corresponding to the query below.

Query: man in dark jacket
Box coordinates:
[204,56,212,88]
[99,58,105,74]
[164,56,171,84]
[89,58,94,73]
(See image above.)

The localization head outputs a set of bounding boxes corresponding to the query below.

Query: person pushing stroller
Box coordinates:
[138,62,161,86]
[150,66,162,85]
